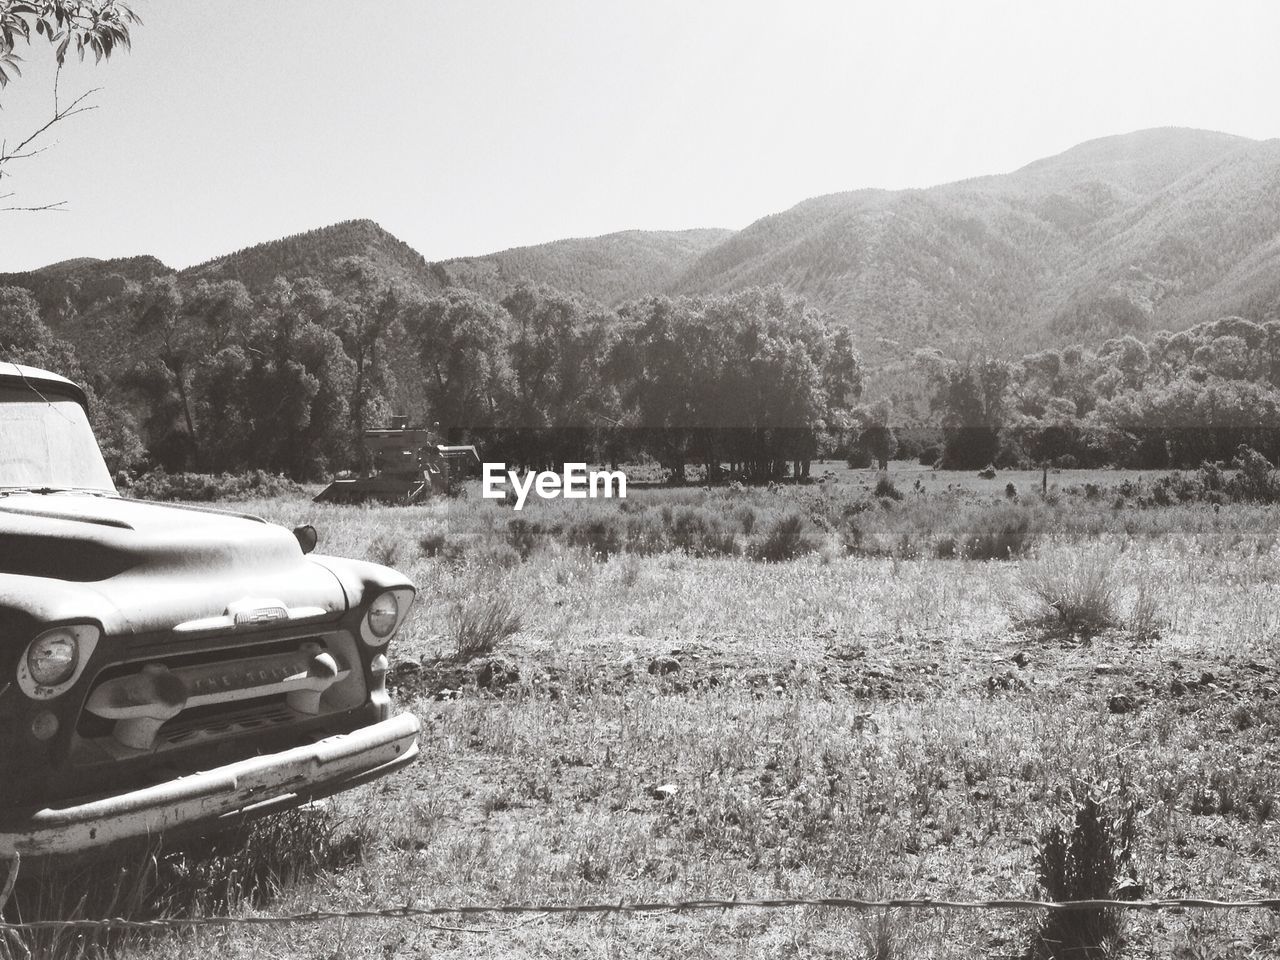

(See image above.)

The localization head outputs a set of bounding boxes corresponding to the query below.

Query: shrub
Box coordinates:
[566,514,624,560]
[1149,472,1203,506]
[846,446,873,469]
[666,505,738,556]
[894,529,921,559]
[548,545,596,586]
[893,430,928,461]
[469,540,522,570]
[941,426,1000,470]
[1126,573,1164,641]
[418,524,448,557]
[450,593,522,660]
[734,503,759,535]
[747,511,818,562]
[1026,791,1137,959]
[918,445,940,467]
[1228,445,1280,502]
[130,469,302,502]
[961,503,1036,560]
[995,439,1030,469]
[505,517,545,559]
[613,553,644,588]
[623,509,668,555]
[873,475,902,501]
[839,518,866,555]
[1015,548,1119,636]
[366,534,403,567]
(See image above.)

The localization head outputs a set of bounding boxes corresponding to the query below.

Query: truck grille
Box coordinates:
[75,631,366,756]
[158,697,297,747]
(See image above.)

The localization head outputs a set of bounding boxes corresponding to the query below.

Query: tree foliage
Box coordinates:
[0,0,138,87]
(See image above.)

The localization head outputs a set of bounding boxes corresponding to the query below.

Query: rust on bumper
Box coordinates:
[0,712,421,858]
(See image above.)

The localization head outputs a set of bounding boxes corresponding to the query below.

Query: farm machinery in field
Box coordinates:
[314,418,480,504]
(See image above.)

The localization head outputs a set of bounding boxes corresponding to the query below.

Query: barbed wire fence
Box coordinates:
[1,890,1278,932]
[1,854,1277,945]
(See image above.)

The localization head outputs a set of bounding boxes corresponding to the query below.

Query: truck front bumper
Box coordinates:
[0,712,420,858]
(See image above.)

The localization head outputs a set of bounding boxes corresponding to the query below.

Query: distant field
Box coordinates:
[29,477,1280,959]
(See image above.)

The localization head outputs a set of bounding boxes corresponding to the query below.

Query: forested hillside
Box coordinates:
[670,129,1280,357]
[180,219,448,297]
[0,255,173,324]
[438,228,732,306]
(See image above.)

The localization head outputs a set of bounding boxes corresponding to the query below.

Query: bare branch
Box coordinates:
[0,80,100,211]
[0,142,55,163]
[0,199,67,211]
[0,86,100,165]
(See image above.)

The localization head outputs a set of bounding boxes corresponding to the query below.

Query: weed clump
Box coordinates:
[666,505,738,556]
[1126,574,1164,641]
[469,540,522,570]
[874,474,903,501]
[450,593,522,660]
[747,511,818,562]
[366,533,403,567]
[505,517,546,559]
[566,514,624,560]
[623,509,668,555]
[418,523,449,557]
[961,502,1036,560]
[1026,791,1138,959]
[1015,549,1119,637]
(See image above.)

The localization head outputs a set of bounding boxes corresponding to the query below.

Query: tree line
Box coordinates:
[0,264,864,482]
[915,316,1280,470]
[6,261,1280,482]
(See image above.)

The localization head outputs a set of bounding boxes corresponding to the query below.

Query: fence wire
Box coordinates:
[0,894,1278,934]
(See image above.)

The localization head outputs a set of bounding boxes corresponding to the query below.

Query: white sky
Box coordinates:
[2,0,1278,272]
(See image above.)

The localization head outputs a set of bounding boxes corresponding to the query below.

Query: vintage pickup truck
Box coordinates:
[0,363,420,858]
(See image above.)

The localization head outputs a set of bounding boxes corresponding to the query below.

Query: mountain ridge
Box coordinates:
[7,127,1280,358]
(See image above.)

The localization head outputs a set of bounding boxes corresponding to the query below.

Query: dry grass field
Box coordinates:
[8,464,1280,959]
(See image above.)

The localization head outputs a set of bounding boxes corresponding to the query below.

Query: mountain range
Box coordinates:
[4,127,1280,359]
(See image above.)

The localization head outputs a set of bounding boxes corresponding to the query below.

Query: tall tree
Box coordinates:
[613,287,854,483]
[920,354,1010,469]
[132,276,202,461]
[401,289,511,442]
[502,281,618,468]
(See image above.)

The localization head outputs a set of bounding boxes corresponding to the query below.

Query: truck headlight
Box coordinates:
[18,625,101,698]
[27,630,79,687]
[360,588,414,646]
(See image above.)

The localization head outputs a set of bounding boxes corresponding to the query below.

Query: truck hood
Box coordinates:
[0,494,348,635]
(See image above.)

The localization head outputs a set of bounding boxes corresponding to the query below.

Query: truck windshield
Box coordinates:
[0,385,115,492]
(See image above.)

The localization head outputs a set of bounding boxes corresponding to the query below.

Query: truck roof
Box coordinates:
[0,362,89,408]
